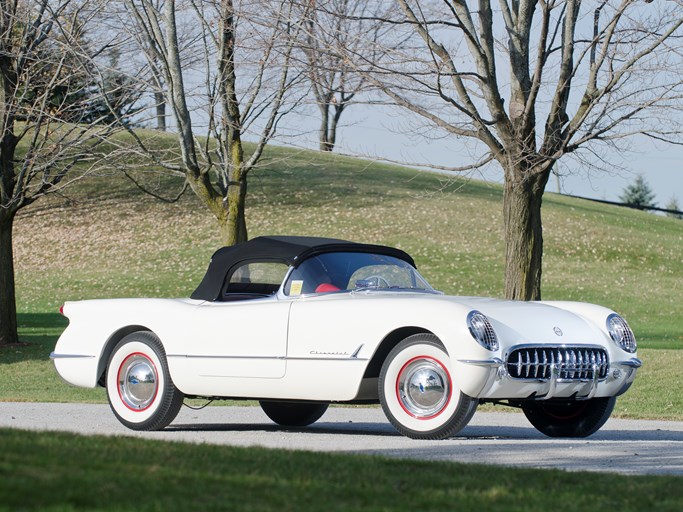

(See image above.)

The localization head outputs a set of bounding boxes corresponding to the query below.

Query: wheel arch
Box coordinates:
[96,325,156,386]
[362,326,439,380]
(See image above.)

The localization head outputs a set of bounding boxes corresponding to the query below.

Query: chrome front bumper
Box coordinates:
[459,357,642,401]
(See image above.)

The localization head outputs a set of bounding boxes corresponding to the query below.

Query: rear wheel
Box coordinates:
[522,397,616,438]
[259,401,329,427]
[106,331,184,431]
[379,334,477,440]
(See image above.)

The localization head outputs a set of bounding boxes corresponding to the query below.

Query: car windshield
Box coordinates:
[283,252,434,296]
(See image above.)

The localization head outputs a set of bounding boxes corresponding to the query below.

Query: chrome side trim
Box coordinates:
[287,356,369,362]
[168,354,286,360]
[50,352,96,360]
[167,354,368,362]
[351,344,364,358]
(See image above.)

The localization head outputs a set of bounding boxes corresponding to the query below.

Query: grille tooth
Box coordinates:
[529,351,534,379]
[507,346,609,381]
[566,349,573,379]
[567,349,574,379]
[542,351,548,379]
[560,350,565,377]
[600,352,607,376]
[578,350,584,379]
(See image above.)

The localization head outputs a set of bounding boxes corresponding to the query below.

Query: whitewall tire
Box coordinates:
[106,331,183,431]
[379,334,477,439]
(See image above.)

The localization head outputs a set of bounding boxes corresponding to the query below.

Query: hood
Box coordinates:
[443,296,606,345]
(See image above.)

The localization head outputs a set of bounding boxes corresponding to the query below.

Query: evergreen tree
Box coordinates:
[81,49,139,127]
[619,175,657,210]
[665,196,683,220]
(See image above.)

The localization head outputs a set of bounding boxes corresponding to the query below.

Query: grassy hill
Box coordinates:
[14,142,682,343]
[4,136,683,418]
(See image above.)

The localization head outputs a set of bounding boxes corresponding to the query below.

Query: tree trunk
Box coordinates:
[0,211,18,345]
[216,0,248,246]
[319,103,332,152]
[222,171,248,246]
[319,102,345,152]
[503,169,551,301]
[327,103,346,153]
[154,91,166,131]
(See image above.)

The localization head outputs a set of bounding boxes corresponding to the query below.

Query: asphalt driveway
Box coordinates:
[2,402,682,476]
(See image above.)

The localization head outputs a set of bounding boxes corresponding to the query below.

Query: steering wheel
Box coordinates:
[364,275,391,288]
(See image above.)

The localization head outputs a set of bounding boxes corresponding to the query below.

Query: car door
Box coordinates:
[187,297,291,379]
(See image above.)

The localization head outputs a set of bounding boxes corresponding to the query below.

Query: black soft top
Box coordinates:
[190,235,416,301]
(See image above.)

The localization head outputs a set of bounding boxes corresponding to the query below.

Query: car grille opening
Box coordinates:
[506,346,609,381]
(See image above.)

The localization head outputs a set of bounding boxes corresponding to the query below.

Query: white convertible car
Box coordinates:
[51,236,641,439]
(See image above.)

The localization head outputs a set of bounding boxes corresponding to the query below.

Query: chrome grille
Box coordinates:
[506,346,609,381]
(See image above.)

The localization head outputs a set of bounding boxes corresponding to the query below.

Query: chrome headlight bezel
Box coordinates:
[606,313,637,353]
[467,310,499,351]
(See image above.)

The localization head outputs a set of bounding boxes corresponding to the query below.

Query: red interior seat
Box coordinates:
[315,283,341,293]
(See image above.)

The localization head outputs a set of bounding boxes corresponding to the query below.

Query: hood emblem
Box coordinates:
[553,327,563,337]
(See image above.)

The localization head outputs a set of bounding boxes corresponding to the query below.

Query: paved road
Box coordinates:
[2,402,682,476]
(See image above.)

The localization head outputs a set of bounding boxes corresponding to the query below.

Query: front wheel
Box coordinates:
[521,397,616,438]
[259,401,329,427]
[379,334,477,440]
[106,331,184,431]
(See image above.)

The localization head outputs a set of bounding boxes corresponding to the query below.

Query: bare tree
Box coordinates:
[297,0,386,151]
[120,0,303,244]
[0,0,127,345]
[92,1,178,132]
[351,0,683,300]
[140,28,168,131]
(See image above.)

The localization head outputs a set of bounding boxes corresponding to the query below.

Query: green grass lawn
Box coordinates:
[1,428,682,512]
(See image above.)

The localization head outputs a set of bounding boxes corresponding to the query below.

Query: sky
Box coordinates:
[169,2,682,209]
[322,106,683,209]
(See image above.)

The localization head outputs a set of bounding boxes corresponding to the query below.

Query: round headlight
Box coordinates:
[607,314,637,353]
[467,310,499,351]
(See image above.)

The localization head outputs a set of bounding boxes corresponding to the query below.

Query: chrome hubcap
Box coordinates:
[397,358,450,418]
[118,354,158,410]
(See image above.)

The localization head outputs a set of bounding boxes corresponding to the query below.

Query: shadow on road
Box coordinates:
[166,419,683,443]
